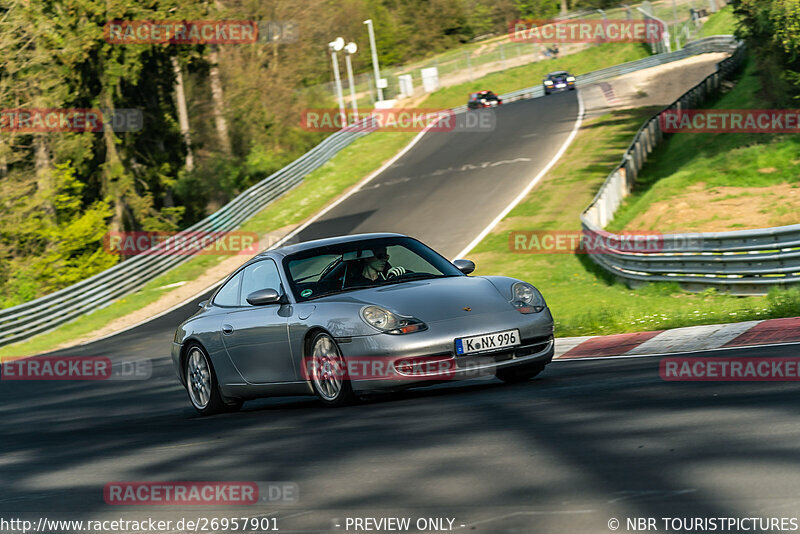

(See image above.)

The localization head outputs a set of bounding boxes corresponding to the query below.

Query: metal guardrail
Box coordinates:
[0,36,743,348]
[579,38,800,295]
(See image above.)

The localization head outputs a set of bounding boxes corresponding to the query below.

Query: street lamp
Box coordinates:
[363,19,383,102]
[328,37,346,127]
[344,42,358,122]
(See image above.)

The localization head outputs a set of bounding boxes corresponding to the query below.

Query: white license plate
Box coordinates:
[556,83,566,88]
[455,329,521,355]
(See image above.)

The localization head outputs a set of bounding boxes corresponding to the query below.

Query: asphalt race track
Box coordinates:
[293,91,581,258]
[3,345,800,533]
[3,91,800,533]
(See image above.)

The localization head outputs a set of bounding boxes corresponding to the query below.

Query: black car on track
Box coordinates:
[543,71,576,95]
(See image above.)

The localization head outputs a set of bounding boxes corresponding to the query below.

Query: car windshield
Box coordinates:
[283,236,463,301]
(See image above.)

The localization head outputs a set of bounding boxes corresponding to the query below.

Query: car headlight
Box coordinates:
[566,76,575,82]
[360,305,427,334]
[544,80,554,85]
[511,282,546,313]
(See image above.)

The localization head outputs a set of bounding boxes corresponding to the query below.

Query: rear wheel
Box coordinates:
[309,332,356,407]
[497,363,545,384]
[185,344,231,415]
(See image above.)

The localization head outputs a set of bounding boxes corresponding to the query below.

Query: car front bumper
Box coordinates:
[336,308,554,392]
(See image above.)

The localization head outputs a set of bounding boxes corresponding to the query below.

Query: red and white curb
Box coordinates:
[553,317,800,360]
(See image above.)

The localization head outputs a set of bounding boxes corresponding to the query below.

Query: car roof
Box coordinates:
[547,71,569,76]
[261,232,408,258]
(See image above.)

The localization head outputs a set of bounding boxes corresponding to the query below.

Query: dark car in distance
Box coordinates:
[543,71,576,94]
[467,90,502,109]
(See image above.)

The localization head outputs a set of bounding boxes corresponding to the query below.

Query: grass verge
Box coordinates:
[419,42,651,109]
[608,59,800,233]
[699,5,736,37]
[468,105,800,337]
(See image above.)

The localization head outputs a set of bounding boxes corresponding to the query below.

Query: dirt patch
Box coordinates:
[624,183,800,232]
[582,52,729,115]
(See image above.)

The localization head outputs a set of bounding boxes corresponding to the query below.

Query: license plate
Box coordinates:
[556,83,566,88]
[455,329,521,355]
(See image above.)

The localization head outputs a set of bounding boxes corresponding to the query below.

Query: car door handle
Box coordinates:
[222,324,234,335]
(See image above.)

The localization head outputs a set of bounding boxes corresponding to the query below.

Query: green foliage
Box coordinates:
[734,0,800,103]
[0,163,117,308]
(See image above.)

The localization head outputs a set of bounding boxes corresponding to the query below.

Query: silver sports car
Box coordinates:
[171,233,554,414]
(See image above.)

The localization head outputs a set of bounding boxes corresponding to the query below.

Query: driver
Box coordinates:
[358,246,406,283]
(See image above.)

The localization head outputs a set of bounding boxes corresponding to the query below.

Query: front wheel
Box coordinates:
[309,332,356,407]
[497,363,545,384]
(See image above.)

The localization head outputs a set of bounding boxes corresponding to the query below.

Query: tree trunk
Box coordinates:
[101,89,127,233]
[171,56,195,171]
[560,0,568,15]
[33,135,54,218]
[208,45,232,156]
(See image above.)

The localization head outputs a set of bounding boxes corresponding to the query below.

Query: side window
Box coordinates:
[240,259,282,306]
[213,271,242,307]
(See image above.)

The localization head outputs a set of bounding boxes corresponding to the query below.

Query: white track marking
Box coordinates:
[552,340,800,362]
[624,321,763,355]
[554,335,597,358]
[453,91,585,260]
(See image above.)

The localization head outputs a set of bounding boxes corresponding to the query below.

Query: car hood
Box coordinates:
[316,276,513,323]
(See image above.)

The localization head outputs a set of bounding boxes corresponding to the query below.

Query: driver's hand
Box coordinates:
[386,266,406,278]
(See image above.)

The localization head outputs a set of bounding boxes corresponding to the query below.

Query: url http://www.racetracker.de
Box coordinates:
[0,516,279,533]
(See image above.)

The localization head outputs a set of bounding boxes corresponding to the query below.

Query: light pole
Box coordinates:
[328,37,346,128]
[363,19,383,102]
[344,42,358,122]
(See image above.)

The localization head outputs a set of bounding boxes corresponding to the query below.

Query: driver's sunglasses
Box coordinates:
[375,251,389,260]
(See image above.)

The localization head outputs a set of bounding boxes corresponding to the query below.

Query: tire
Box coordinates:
[308,332,356,407]
[184,343,229,416]
[496,363,545,384]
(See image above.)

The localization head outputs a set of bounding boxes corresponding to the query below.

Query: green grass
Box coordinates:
[0,131,416,359]
[607,58,800,233]
[699,5,736,37]
[467,104,800,337]
[419,42,651,109]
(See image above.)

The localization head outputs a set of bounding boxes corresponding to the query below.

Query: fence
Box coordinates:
[0,35,742,348]
[579,40,800,295]
[313,0,721,105]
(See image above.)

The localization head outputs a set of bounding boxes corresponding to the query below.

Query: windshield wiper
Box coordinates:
[381,273,443,285]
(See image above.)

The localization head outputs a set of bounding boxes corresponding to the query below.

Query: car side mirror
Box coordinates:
[198,300,207,308]
[453,259,475,275]
[246,288,282,306]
